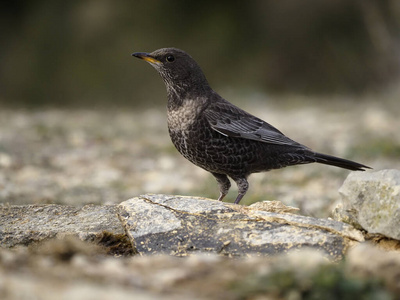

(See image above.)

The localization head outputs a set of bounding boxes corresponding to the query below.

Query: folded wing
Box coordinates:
[204,101,304,147]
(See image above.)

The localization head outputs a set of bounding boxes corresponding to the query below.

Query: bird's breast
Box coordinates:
[166,98,210,161]
[167,98,205,133]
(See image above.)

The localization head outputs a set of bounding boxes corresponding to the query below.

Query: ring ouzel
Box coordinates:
[132,48,370,204]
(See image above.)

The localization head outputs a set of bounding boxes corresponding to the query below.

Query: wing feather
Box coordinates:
[204,101,303,147]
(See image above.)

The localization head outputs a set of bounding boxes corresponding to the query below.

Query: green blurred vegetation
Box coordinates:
[231,262,395,300]
[0,0,399,107]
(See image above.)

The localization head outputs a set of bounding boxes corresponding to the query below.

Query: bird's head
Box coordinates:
[132,48,210,100]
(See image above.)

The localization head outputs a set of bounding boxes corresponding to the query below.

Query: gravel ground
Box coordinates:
[0,92,399,217]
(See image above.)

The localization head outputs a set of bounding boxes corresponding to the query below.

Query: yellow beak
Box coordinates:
[132,52,161,64]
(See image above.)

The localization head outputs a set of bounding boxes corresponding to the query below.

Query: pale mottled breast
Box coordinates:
[167,98,208,132]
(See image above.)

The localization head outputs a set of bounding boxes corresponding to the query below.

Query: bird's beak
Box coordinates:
[132,52,161,65]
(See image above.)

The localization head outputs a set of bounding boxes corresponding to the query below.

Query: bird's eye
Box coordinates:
[166,55,175,62]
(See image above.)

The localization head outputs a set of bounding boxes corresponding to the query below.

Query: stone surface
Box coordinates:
[1,193,399,298]
[119,194,364,259]
[335,169,400,240]
[0,204,133,255]
[0,238,397,300]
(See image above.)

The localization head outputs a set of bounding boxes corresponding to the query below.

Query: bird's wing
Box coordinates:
[204,101,302,147]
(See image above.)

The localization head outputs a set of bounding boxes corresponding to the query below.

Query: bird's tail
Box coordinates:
[314,152,371,171]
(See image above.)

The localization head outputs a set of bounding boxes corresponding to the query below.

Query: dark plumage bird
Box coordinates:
[132,48,370,204]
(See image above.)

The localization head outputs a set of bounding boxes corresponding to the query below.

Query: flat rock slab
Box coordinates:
[119,194,364,259]
[0,204,132,255]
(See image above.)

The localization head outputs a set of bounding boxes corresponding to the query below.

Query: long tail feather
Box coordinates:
[314,152,371,171]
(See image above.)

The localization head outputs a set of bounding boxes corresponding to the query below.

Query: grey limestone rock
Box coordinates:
[335,169,400,240]
[0,204,132,255]
[118,194,364,259]
[1,193,366,259]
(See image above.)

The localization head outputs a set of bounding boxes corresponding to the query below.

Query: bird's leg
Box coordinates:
[232,177,249,204]
[211,173,231,201]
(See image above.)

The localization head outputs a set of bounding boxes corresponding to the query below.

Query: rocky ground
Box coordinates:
[1,92,399,216]
[1,91,400,299]
[1,240,399,300]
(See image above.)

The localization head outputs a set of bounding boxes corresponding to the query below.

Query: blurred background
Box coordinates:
[1,0,400,106]
[0,0,399,215]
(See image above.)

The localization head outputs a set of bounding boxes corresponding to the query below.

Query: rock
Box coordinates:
[0,194,366,259]
[248,200,300,214]
[1,239,396,300]
[118,194,364,259]
[334,169,400,240]
[0,204,133,255]
[2,194,399,298]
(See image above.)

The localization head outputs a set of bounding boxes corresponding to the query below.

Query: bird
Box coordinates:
[132,48,370,204]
